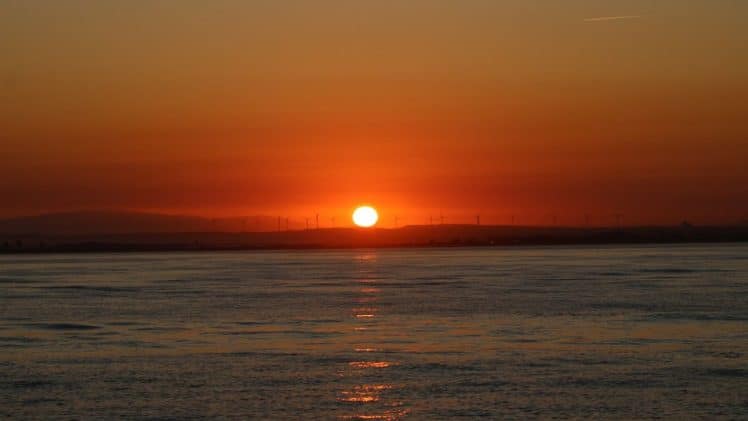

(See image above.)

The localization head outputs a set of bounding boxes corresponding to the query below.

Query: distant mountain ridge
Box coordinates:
[0,211,287,235]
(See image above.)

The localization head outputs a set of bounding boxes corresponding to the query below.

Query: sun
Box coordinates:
[352,206,379,228]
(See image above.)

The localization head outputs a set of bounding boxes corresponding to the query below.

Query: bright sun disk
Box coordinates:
[352,206,379,228]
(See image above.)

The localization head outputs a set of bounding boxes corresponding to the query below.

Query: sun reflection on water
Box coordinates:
[337,251,409,420]
[338,384,392,403]
[348,361,394,369]
[339,409,410,421]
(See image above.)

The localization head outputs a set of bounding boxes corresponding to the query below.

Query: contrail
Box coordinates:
[584,15,641,22]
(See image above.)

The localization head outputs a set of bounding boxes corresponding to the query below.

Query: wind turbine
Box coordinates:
[615,213,623,228]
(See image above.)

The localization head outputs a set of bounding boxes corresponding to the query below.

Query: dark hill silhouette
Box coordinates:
[0,211,286,236]
[1,216,747,253]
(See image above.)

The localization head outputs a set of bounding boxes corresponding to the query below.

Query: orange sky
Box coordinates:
[2,1,747,225]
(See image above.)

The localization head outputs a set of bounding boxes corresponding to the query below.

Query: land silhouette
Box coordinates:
[1,211,746,253]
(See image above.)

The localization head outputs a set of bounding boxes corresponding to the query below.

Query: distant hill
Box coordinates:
[1,218,747,253]
[0,211,287,235]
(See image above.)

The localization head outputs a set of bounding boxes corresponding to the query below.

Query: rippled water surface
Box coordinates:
[1,244,747,419]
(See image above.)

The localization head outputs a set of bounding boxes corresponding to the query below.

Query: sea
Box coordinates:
[1,244,747,419]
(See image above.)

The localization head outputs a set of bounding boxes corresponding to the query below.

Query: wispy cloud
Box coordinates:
[584,15,642,22]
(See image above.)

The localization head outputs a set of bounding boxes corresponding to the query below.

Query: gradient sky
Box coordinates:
[2,0,747,225]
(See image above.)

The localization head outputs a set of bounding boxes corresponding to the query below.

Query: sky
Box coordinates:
[2,0,747,226]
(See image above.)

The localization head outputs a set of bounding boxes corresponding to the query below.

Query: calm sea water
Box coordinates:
[1,244,747,419]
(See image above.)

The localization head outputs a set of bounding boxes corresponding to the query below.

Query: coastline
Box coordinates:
[2,224,747,254]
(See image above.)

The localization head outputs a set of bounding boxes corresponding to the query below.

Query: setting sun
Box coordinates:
[352,206,379,228]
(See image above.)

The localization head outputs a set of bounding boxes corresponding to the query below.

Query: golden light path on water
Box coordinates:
[337,251,409,421]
